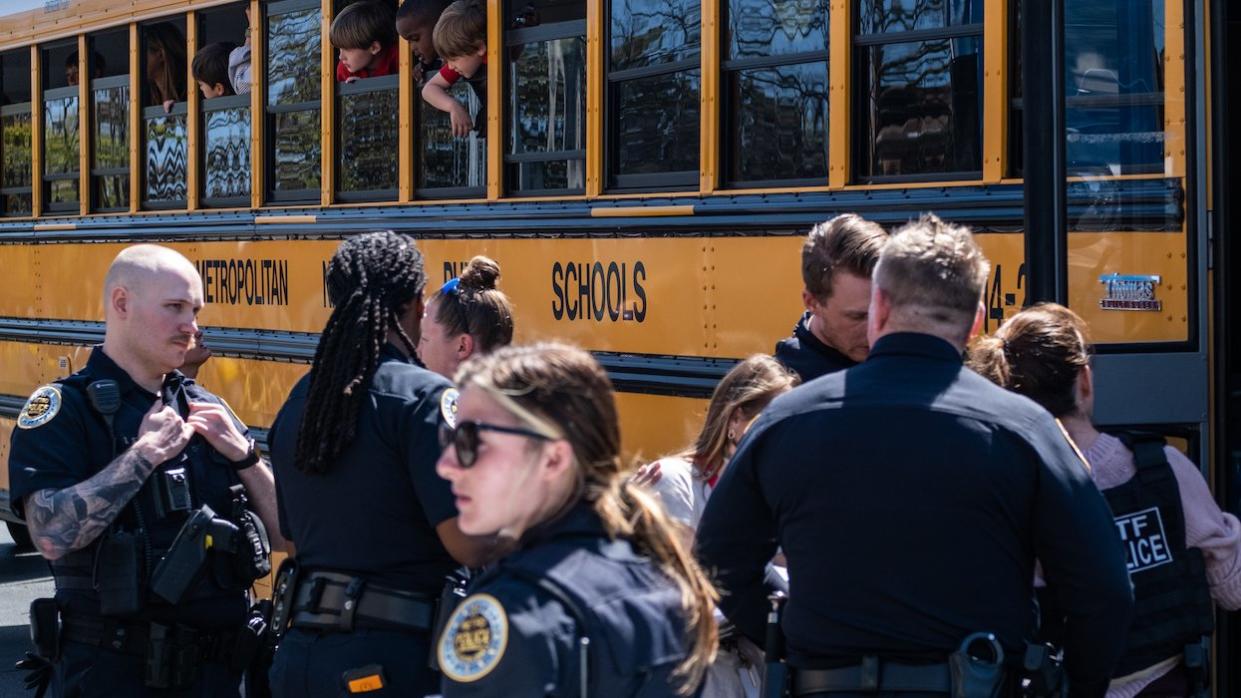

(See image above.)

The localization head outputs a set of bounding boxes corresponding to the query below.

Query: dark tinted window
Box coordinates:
[614,70,700,177]
[144,107,188,205]
[204,98,251,204]
[267,2,322,201]
[338,77,399,198]
[858,0,982,35]
[418,83,485,193]
[1,50,33,216]
[93,80,130,210]
[728,0,827,59]
[610,0,700,71]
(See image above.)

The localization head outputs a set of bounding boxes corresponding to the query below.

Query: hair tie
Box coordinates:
[440,277,460,295]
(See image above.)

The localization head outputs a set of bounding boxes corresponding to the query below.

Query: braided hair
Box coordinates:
[295,231,427,474]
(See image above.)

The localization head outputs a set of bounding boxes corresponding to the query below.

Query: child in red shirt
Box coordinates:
[331,1,399,82]
[421,0,485,136]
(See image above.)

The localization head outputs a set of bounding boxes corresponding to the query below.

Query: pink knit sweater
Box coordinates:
[1084,433,1241,698]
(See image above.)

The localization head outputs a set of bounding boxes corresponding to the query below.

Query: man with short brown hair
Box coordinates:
[775,213,889,382]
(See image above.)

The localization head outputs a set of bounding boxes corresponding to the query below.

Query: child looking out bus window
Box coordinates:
[420,0,485,136]
[192,42,238,99]
[331,1,399,82]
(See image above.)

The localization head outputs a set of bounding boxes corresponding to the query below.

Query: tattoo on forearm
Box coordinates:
[25,450,155,559]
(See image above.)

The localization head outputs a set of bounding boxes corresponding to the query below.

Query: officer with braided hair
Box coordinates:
[267,231,495,697]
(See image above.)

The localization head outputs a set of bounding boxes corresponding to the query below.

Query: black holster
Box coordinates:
[763,593,790,698]
[1184,636,1210,698]
[948,633,1005,698]
[29,598,60,661]
[145,623,202,690]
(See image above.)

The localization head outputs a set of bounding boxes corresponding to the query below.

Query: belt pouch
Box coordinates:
[172,627,202,689]
[95,530,143,617]
[949,653,1004,698]
[29,598,60,660]
[145,623,173,689]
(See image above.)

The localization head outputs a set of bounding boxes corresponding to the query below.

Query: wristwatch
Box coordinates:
[229,438,261,471]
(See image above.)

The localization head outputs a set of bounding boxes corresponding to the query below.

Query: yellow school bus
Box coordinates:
[1,0,1238,686]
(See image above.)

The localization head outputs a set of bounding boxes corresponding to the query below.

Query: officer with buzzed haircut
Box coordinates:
[699,214,1134,697]
[9,244,285,697]
[775,214,890,382]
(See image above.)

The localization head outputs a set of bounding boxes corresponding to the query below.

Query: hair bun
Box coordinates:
[458,255,501,291]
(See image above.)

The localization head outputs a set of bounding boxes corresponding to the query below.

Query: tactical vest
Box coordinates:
[1102,433,1214,677]
[501,535,693,697]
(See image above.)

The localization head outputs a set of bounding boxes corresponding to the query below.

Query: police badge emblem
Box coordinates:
[437,593,508,682]
[17,385,62,429]
[440,388,460,429]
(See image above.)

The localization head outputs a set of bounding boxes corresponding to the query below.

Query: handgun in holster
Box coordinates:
[1019,642,1065,697]
[149,504,240,604]
[762,592,789,698]
[269,557,300,645]
[427,568,470,670]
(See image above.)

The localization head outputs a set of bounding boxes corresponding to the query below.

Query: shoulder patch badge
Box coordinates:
[18,385,62,430]
[440,388,460,429]
[438,593,508,683]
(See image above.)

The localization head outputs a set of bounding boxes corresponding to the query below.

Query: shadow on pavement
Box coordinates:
[0,545,49,586]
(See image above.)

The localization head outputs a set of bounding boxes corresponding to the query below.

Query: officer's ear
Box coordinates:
[801,289,821,314]
[539,438,575,481]
[866,285,890,345]
[968,301,985,340]
[110,284,131,318]
[456,333,475,361]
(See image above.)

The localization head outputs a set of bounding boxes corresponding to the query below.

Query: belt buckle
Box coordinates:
[337,578,366,632]
[860,656,880,692]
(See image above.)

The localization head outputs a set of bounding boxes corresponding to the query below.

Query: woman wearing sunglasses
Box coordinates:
[267,232,493,698]
[434,343,719,696]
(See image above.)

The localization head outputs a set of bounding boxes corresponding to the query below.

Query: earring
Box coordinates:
[727,429,736,442]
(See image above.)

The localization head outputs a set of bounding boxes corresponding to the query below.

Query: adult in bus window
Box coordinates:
[145,22,186,113]
[698,215,1134,697]
[774,214,889,383]
[641,354,798,698]
[434,343,718,696]
[267,232,495,698]
[417,256,514,381]
[7,244,284,698]
[969,303,1241,697]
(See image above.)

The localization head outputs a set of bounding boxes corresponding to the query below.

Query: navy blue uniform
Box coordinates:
[698,333,1134,696]
[437,503,700,697]
[268,343,457,697]
[773,311,857,383]
[7,347,252,697]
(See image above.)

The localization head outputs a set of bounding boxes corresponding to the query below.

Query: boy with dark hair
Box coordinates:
[331,0,399,82]
[395,0,453,68]
[191,42,238,99]
[421,0,485,136]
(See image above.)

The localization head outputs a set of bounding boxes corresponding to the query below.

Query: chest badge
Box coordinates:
[438,593,508,683]
[17,385,63,430]
[440,388,460,429]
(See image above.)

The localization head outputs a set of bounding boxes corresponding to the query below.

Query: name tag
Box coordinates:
[1114,507,1173,574]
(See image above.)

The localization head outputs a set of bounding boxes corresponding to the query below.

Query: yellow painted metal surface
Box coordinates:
[699,0,720,194]
[320,0,334,207]
[584,0,603,198]
[192,357,307,427]
[186,12,201,211]
[78,35,92,216]
[31,45,43,219]
[981,0,1007,183]
[486,0,502,201]
[129,22,142,214]
[1164,0,1186,180]
[398,35,414,203]
[0,342,93,397]
[616,393,707,467]
[249,0,263,209]
[828,0,851,188]
[0,417,13,496]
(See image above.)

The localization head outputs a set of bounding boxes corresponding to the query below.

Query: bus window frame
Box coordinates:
[141,100,190,210]
[335,73,400,203]
[200,92,253,208]
[850,8,985,185]
[0,101,34,217]
[41,83,82,214]
[503,15,588,197]
[265,0,323,205]
[89,73,131,213]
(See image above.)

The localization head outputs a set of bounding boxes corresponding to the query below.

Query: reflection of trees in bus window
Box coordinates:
[614,70,700,176]
[273,110,322,193]
[419,81,485,192]
[1,111,33,215]
[44,96,79,175]
[508,33,585,193]
[611,0,700,70]
[339,86,399,194]
[145,113,188,202]
[859,0,981,35]
[1008,0,1166,176]
[47,179,79,205]
[728,0,827,59]
[205,106,251,200]
[94,84,129,210]
[268,8,321,106]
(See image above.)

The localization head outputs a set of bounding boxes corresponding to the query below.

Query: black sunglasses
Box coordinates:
[438,420,553,468]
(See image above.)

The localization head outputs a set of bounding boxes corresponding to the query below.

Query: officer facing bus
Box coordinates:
[433,343,718,696]
[8,244,283,697]
[697,215,1134,697]
[266,232,493,697]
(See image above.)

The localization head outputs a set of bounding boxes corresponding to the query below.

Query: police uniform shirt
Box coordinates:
[437,503,697,697]
[7,346,251,627]
[773,311,857,383]
[697,332,1134,692]
[269,342,459,593]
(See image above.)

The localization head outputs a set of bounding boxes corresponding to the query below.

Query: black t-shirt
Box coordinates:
[269,343,458,593]
[698,332,1134,693]
[773,311,857,383]
[7,346,250,628]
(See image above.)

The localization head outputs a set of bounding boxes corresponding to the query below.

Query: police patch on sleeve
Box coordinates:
[17,385,62,430]
[440,388,460,429]
[438,593,508,683]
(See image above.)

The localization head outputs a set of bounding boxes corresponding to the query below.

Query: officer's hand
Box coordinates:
[187,402,250,462]
[16,651,52,698]
[135,399,195,464]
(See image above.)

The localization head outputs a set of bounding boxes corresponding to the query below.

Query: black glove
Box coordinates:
[15,651,53,698]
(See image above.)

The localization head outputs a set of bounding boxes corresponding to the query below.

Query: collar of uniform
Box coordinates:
[867,332,964,363]
[84,345,160,399]
[379,341,411,364]
[521,501,607,548]
[794,311,856,368]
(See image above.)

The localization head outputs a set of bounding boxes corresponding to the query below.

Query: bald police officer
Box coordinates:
[699,215,1133,697]
[9,244,285,697]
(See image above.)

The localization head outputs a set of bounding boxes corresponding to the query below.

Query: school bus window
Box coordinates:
[853,0,983,182]
[90,29,131,213]
[197,3,253,207]
[608,0,701,190]
[504,0,586,196]
[42,42,81,213]
[267,0,322,203]
[1,50,34,217]
[142,20,190,209]
[722,0,828,187]
[331,0,399,202]
[1009,0,1166,178]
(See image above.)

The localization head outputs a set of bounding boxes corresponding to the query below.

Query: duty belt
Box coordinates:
[291,570,436,634]
[60,613,237,663]
[793,658,952,695]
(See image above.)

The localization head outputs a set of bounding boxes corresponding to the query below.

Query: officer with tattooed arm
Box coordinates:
[8,244,286,697]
